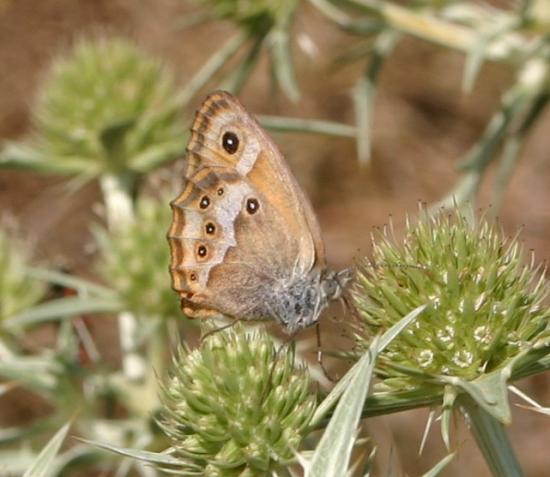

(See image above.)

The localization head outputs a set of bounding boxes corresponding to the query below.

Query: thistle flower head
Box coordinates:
[196,0,298,32]
[97,195,181,321]
[354,210,550,390]
[0,225,45,326]
[31,36,185,177]
[159,325,316,475]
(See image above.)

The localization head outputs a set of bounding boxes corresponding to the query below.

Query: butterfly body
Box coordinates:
[168,91,351,333]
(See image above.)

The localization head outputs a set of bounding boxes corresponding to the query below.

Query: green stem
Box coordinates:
[428,170,481,214]
[222,31,267,95]
[269,5,301,102]
[99,174,134,231]
[99,174,146,382]
[343,0,527,65]
[258,115,356,138]
[175,31,248,107]
[491,90,550,212]
[309,0,382,34]
[459,395,524,477]
[429,80,533,213]
[354,29,400,165]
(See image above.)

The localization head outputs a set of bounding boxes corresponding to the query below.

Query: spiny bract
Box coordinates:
[158,324,316,476]
[354,210,550,390]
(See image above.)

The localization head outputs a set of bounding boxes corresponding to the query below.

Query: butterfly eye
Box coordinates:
[217,187,224,196]
[222,131,239,154]
[205,222,216,235]
[197,245,208,258]
[189,272,197,282]
[246,198,259,214]
[199,196,210,209]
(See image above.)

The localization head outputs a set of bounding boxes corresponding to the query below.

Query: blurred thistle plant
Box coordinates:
[96,194,182,322]
[179,0,301,101]
[310,0,550,213]
[352,209,550,476]
[0,36,186,191]
[0,35,189,382]
[0,224,45,329]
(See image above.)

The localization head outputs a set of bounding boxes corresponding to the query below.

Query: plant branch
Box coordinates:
[459,395,524,477]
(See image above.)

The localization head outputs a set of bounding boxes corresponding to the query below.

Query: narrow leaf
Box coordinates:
[421,452,456,477]
[259,115,356,138]
[311,304,426,426]
[175,31,247,107]
[270,25,300,102]
[306,341,378,476]
[223,33,266,94]
[0,142,95,175]
[26,267,115,297]
[353,30,399,165]
[5,295,123,328]
[79,438,190,467]
[0,356,61,393]
[441,385,457,450]
[23,422,71,477]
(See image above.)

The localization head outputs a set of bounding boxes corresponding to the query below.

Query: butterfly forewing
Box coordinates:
[168,91,330,325]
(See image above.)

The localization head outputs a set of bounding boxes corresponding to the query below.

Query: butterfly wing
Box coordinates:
[168,91,326,322]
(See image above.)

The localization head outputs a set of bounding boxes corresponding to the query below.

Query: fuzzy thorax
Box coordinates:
[251,268,353,334]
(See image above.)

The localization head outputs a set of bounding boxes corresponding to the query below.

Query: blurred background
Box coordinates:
[0,0,549,476]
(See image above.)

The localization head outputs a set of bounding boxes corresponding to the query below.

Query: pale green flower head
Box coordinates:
[196,0,298,32]
[354,210,550,390]
[158,324,316,476]
[96,195,181,321]
[30,36,185,178]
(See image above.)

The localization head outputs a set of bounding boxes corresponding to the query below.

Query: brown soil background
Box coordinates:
[1,1,549,476]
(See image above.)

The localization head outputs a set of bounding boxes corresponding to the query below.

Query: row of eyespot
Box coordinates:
[189,129,254,278]
[186,131,239,283]
[190,193,260,272]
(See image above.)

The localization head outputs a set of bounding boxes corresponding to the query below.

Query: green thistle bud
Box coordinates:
[0,226,44,326]
[96,195,180,321]
[29,36,185,177]
[196,0,298,32]
[354,210,550,390]
[158,325,316,476]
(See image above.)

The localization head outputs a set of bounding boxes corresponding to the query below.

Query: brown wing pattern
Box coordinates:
[167,91,326,320]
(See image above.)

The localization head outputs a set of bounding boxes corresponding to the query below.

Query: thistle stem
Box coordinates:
[99,174,134,231]
[459,395,524,477]
[258,115,356,138]
[343,0,527,64]
[175,31,248,107]
[99,174,146,381]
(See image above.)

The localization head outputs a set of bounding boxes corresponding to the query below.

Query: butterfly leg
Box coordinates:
[200,318,243,343]
[316,321,341,383]
[261,331,299,400]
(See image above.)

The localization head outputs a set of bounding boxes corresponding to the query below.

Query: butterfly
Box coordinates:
[167,91,352,334]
